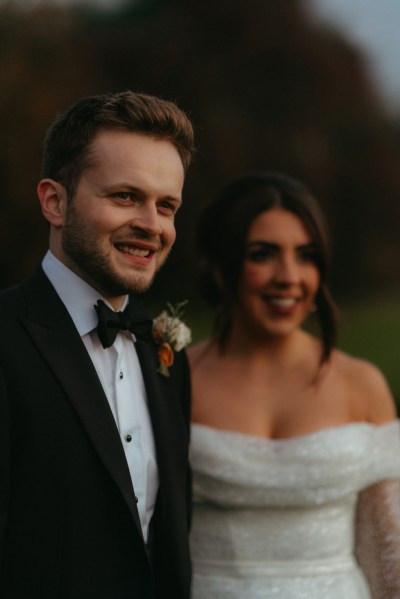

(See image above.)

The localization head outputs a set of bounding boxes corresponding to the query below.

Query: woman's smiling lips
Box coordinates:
[266,296,298,307]
[262,295,301,314]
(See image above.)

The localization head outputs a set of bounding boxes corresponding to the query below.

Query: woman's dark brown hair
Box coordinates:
[196,171,339,361]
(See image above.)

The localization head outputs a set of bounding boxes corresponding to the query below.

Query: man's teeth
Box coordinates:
[118,245,150,257]
[268,297,297,307]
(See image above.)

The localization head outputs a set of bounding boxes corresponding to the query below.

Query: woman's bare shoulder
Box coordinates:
[187,339,214,369]
[330,349,397,423]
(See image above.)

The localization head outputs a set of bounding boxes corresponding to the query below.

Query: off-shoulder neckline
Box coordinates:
[191,419,399,445]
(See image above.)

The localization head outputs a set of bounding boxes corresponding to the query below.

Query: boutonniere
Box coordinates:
[153,300,192,377]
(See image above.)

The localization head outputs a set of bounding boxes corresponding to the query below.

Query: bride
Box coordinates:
[188,171,400,598]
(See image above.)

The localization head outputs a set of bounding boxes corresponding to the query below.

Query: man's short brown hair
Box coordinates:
[42,91,195,199]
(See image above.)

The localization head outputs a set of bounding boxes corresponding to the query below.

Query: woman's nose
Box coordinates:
[274,256,300,285]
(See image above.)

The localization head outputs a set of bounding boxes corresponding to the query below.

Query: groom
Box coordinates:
[0,91,195,598]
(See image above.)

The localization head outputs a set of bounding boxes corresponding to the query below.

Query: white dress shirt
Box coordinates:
[42,250,158,542]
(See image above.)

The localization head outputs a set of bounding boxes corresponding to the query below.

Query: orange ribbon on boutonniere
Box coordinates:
[152,301,192,377]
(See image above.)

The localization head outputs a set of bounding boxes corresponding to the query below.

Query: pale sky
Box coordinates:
[308,0,400,109]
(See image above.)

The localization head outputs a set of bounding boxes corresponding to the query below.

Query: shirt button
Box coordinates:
[119,371,124,379]
[124,434,132,443]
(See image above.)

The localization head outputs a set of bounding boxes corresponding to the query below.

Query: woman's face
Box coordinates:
[235,207,320,340]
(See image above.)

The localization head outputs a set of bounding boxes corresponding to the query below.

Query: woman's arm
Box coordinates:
[356,479,400,599]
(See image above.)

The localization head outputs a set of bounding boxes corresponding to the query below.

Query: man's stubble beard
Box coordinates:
[61,204,168,297]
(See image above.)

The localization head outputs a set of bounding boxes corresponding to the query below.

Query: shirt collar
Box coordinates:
[41,250,129,337]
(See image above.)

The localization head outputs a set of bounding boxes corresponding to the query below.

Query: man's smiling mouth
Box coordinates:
[115,243,152,257]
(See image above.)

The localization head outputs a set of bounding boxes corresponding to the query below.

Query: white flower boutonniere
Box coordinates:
[153,300,192,377]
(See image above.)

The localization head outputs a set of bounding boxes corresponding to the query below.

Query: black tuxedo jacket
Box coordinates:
[0,268,192,599]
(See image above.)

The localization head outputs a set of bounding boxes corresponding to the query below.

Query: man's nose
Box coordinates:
[129,202,163,236]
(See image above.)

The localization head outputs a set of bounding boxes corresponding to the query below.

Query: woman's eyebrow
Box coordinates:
[246,241,316,249]
[246,241,278,248]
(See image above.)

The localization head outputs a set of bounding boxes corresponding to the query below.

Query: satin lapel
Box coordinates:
[135,340,187,491]
[20,270,144,540]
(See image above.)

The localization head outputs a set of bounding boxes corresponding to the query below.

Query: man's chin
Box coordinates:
[93,262,159,297]
[122,273,156,295]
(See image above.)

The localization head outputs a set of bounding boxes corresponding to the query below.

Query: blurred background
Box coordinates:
[1,0,399,403]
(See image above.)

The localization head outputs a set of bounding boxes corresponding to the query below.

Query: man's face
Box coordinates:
[53,130,185,308]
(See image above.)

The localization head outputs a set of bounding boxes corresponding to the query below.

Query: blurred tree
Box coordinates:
[1,0,399,302]
[0,3,102,283]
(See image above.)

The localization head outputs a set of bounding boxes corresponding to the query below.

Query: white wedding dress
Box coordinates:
[190,420,400,599]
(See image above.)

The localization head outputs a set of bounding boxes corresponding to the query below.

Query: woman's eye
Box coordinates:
[298,248,317,263]
[247,249,274,263]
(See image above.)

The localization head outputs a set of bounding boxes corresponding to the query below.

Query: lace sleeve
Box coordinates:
[355,479,400,599]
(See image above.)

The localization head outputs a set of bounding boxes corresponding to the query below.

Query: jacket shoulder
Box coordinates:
[0,283,26,316]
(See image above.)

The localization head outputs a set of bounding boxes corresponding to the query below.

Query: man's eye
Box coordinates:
[113,192,134,201]
[111,191,136,202]
[158,201,176,214]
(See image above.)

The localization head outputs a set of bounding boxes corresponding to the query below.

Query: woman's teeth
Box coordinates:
[268,297,297,307]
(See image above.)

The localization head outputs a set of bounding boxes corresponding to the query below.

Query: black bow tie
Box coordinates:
[94,299,153,349]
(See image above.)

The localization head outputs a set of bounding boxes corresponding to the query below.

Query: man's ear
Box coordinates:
[37,179,68,227]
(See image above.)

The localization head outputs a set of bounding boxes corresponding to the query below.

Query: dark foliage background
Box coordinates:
[1,0,400,308]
